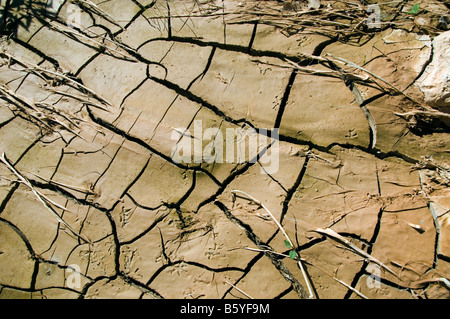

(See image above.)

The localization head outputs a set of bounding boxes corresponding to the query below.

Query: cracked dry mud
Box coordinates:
[0,0,449,299]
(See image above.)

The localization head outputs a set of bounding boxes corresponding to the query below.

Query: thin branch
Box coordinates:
[225,280,254,299]
[0,153,89,244]
[1,52,112,106]
[313,227,399,278]
[230,189,315,299]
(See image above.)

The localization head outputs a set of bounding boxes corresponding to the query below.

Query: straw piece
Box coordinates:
[313,227,399,278]
[231,189,315,299]
[0,153,89,243]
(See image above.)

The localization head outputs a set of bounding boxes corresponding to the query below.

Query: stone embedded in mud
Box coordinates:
[415,31,450,110]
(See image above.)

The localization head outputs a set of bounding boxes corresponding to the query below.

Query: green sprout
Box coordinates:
[409,4,420,15]
[284,240,297,259]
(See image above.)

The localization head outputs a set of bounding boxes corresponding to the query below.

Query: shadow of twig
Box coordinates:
[1,0,49,36]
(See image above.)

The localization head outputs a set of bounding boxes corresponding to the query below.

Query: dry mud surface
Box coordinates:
[0,0,449,299]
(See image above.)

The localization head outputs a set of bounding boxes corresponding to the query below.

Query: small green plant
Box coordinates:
[284,240,298,259]
[230,189,371,299]
[409,3,420,15]
[231,190,314,298]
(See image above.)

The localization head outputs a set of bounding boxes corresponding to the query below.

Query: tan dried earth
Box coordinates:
[0,0,449,299]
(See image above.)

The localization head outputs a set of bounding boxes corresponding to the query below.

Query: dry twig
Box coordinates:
[231,189,315,299]
[0,153,89,244]
[313,227,398,278]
